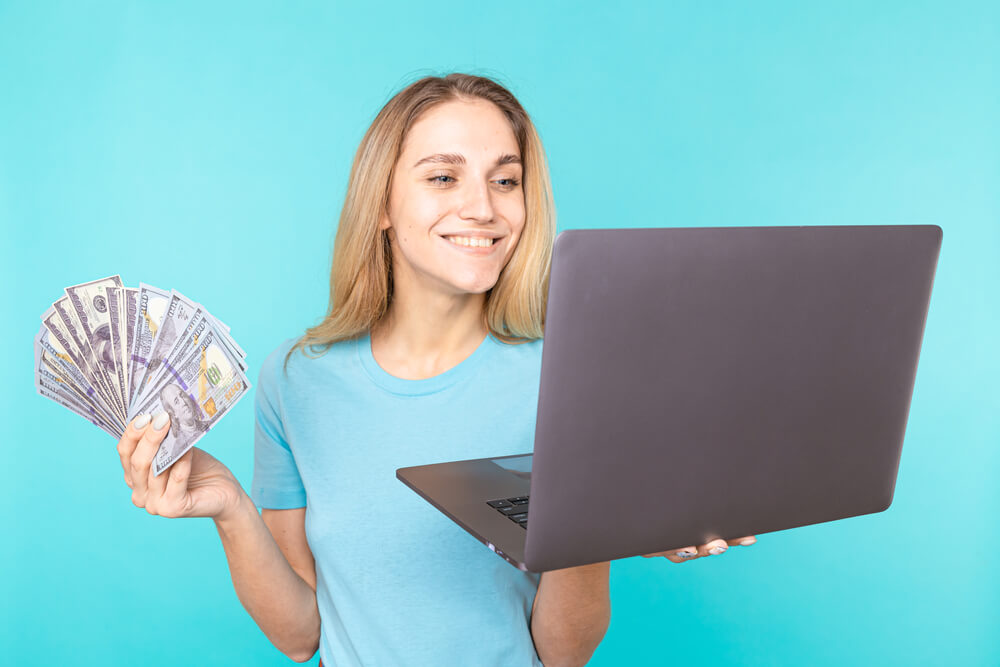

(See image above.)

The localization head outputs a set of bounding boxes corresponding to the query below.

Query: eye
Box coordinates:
[495,178,521,189]
[428,175,454,185]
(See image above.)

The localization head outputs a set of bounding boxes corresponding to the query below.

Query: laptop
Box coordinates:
[396,225,942,572]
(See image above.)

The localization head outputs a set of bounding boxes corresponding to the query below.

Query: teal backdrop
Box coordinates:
[1,1,997,665]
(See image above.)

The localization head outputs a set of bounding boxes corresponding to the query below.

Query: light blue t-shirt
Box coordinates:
[251,331,545,667]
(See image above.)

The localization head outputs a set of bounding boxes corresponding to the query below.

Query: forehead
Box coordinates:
[401,99,519,163]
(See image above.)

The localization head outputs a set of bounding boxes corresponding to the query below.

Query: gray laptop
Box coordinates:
[396,225,942,572]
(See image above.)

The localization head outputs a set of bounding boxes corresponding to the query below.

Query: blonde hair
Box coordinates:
[285,72,556,369]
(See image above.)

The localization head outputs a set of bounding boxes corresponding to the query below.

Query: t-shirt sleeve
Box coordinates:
[250,340,307,509]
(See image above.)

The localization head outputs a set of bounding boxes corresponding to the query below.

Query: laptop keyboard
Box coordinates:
[487,496,529,528]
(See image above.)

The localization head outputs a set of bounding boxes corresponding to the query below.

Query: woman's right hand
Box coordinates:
[117,412,245,521]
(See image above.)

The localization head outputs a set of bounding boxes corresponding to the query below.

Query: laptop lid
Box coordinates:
[523,225,941,572]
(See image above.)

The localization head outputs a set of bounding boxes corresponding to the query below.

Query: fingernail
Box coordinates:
[708,546,727,555]
[132,414,151,429]
[740,538,755,546]
[677,550,696,558]
[152,411,169,431]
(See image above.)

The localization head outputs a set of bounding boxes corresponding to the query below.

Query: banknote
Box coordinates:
[127,283,170,409]
[132,290,201,410]
[45,300,124,424]
[36,321,124,432]
[131,324,251,476]
[105,286,129,410]
[34,278,248,474]
[131,291,248,411]
[124,287,138,399]
[34,323,120,438]
[65,275,126,417]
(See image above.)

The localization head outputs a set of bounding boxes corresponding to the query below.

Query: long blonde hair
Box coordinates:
[285,72,556,369]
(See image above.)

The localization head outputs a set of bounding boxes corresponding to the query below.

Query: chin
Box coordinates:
[453,278,500,294]
[440,271,497,293]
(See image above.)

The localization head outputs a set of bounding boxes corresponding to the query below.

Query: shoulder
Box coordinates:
[490,335,543,357]
[488,335,544,371]
[259,337,300,381]
[256,336,315,399]
[258,334,361,389]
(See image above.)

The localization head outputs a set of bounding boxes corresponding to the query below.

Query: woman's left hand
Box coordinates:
[641,535,757,564]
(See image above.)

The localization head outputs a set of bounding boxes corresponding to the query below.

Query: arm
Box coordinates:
[214,491,321,663]
[529,562,611,667]
[528,535,761,666]
[117,413,321,663]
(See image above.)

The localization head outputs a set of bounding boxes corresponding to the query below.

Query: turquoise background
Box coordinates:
[2,1,997,665]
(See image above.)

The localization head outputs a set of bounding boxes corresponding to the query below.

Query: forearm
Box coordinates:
[530,562,611,667]
[213,490,321,662]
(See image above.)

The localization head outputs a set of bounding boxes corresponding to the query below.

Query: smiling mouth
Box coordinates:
[440,235,503,250]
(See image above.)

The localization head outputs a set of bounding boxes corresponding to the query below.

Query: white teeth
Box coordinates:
[445,236,494,248]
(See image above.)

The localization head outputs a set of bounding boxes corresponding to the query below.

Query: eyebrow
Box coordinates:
[412,152,522,168]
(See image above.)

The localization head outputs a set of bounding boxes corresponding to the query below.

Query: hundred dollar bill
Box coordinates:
[34,326,120,438]
[105,286,129,414]
[204,313,246,370]
[132,325,251,476]
[200,309,247,362]
[46,298,124,425]
[36,321,124,432]
[134,310,211,407]
[36,356,121,438]
[132,290,200,410]
[128,283,170,410]
[133,301,246,408]
[65,275,126,417]
[124,287,138,401]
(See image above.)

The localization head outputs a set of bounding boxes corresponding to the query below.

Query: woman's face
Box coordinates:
[379,98,526,297]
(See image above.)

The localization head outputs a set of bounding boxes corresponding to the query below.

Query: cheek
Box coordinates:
[398,189,448,232]
[502,198,526,233]
[506,216,527,255]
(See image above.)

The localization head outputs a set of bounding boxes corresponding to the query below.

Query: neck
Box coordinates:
[370,282,488,379]
[373,293,486,356]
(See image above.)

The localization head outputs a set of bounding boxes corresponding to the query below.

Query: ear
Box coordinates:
[379,215,396,243]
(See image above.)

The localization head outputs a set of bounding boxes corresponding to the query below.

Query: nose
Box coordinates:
[457,177,496,223]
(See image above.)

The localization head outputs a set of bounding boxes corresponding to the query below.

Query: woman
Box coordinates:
[117,72,756,667]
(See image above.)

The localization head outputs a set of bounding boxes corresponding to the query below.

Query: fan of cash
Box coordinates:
[34,275,250,476]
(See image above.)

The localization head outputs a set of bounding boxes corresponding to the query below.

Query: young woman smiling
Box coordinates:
[116,73,756,667]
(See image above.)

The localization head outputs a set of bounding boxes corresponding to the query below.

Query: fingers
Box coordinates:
[664,546,699,564]
[129,411,170,510]
[698,538,730,557]
[159,448,194,517]
[145,438,171,513]
[118,414,152,487]
[647,534,760,564]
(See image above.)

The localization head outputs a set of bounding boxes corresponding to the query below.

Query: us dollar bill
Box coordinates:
[128,283,170,411]
[132,324,251,476]
[133,309,210,407]
[46,298,124,424]
[36,359,121,438]
[65,275,126,417]
[132,290,200,410]
[37,278,248,452]
[132,296,246,406]
[35,322,124,433]
[124,287,138,402]
[105,286,129,414]
[34,325,121,438]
